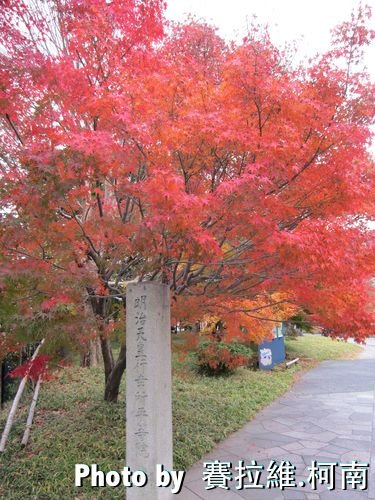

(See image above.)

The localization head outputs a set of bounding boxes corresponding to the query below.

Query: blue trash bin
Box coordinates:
[258,323,286,370]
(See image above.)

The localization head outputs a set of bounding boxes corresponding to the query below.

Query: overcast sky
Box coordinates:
[166,0,375,77]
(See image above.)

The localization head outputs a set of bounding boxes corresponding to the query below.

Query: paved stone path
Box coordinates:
[178,338,375,499]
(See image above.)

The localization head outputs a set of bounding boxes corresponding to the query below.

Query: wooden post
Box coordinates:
[0,339,44,452]
[21,376,42,447]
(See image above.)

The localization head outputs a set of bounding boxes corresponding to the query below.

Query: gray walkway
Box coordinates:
[179,339,375,499]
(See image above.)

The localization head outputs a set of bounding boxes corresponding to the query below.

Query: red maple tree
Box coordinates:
[0,1,374,401]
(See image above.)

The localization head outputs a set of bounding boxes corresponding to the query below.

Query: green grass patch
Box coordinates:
[285,334,363,361]
[0,366,297,499]
[0,335,362,498]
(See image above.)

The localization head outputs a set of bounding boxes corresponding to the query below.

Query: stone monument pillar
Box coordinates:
[126,282,172,499]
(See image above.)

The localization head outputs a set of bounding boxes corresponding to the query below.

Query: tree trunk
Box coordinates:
[90,337,101,366]
[99,335,115,383]
[80,338,101,367]
[88,291,126,402]
[104,343,127,402]
[80,350,90,367]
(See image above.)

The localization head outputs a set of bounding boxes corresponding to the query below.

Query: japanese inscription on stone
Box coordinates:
[133,294,149,458]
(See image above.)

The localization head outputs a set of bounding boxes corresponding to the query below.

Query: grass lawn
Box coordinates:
[285,334,363,362]
[0,335,362,499]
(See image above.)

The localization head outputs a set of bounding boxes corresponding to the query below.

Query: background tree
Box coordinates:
[0,0,374,401]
